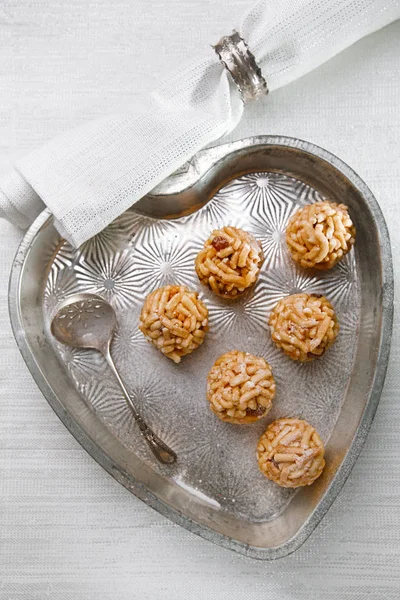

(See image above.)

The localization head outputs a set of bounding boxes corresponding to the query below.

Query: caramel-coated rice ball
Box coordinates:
[207,350,276,424]
[195,226,263,298]
[257,418,325,488]
[286,201,356,269]
[269,293,339,361]
[139,285,208,363]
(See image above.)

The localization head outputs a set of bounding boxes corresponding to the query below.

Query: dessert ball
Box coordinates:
[257,418,325,488]
[139,285,208,363]
[207,350,276,424]
[286,201,356,269]
[269,293,339,362]
[195,226,263,299]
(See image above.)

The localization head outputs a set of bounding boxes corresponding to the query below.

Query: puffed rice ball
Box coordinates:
[257,418,325,488]
[269,293,339,362]
[139,285,208,363]
[286,201,356,269]
[195,226,263,299]
[207,350,276,424]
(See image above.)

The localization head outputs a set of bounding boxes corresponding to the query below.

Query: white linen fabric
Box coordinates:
[0,0,399,246]
[2,2,400,598]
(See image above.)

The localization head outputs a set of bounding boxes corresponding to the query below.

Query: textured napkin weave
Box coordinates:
[1,0,399,247]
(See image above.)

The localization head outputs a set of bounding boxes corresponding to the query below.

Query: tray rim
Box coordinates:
[8,135,394,560]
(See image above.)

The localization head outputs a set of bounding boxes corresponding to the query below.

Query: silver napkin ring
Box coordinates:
[213,30,268,104]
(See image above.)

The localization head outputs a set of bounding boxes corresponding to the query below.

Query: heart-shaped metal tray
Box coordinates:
[9,136,393,559]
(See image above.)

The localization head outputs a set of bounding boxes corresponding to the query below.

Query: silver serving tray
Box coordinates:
[9,136,393,559]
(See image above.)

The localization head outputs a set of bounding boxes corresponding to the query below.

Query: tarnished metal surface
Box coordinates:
[8,136,394,559]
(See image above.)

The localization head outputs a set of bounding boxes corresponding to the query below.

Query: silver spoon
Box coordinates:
[51,293,177,465]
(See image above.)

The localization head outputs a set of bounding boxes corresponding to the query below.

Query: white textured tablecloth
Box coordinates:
[1,2,399,598]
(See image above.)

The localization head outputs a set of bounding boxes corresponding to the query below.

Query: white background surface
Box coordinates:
[1,2,399,598]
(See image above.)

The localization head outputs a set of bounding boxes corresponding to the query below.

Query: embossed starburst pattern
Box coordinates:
[43,169,360,522]
[130,228,199,294]
[191,187,240,230]
[56,344,106,385]
[116,209,171,245]
[260,260,329,312]
[317,252,358,306]
[112,321,148,362]
[44,265,83,314]
[74,249,138,309]
[228,173,308,213]
[208,285,270,337]
[52,241,76,270]
[79,219,128,261]
[82,377,136,437]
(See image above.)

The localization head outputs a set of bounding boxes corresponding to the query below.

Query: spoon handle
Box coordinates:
[102,346,177,465]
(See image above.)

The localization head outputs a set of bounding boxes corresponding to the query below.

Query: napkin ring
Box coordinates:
[213,30,268,104]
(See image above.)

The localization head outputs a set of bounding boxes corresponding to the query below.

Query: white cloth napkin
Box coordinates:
[1,0,399,247]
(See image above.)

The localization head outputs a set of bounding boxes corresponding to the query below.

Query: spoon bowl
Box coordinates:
[51,294,117,352]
